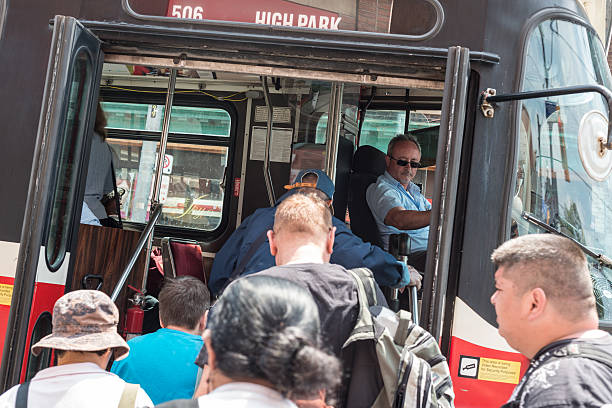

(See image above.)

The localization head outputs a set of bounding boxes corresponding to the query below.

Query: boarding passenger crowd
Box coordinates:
[1,135,610,408]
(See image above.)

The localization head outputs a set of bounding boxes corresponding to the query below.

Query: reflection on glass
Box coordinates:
[351,110,440,153]
[46,52,91,270]
[515,19,612,321]
[289,81,332,183]
[102,102,231,137]
[109,139,228,231]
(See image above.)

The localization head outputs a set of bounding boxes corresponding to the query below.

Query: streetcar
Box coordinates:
[0,1,611,407]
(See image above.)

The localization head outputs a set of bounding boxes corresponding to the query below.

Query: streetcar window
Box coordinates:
[46,51,92,270]
[347,109,440,198]
[104,102,231,137]
[315,109,440,150]
[101,102,231,232]
[358,110,440,153]
[512,19,612,322]
[108,138,228,231]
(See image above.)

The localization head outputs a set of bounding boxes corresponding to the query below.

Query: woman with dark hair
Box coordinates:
[82,102,116,226]
[157,275,341,408]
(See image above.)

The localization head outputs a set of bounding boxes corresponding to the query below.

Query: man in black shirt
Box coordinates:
[491,234,612,408]
[252,191,388,407]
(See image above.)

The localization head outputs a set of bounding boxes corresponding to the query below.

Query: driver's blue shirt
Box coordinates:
[366,171,431,252]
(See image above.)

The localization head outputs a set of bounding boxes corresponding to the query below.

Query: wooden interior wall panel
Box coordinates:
[71,224,147,329]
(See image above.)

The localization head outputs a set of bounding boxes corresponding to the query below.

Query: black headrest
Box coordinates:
[352,145,386,176]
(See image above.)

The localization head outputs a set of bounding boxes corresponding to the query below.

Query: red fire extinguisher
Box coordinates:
[123,285,145,340]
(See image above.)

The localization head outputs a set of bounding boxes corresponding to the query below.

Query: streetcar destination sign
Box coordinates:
[166,0,341,30]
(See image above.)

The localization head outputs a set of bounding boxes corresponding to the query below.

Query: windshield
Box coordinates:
[514,19,612,322]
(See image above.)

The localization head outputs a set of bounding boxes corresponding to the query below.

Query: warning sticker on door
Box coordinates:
[458,356,479,379]
[478,357,521,384]
[0,284,14,306]
[458,355,521,384]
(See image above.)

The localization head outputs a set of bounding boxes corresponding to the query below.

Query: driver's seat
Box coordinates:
[348,145,387,248]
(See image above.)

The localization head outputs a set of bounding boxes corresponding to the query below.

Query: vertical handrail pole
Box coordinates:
[324,83,344,182]
[261,76,276,205]
[141,68,177,291]
[152,69,177,201]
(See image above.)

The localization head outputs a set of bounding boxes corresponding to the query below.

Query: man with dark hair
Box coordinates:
[490,234,612,407]
[366,134,431,269]
[112,276,210,405]
[208,168,420,296]
[0,290,152,407]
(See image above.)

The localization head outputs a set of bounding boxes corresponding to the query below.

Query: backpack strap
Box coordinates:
[15,381,30,408]
[394,310,413,347]
[117,383,139,408]
[572,342,612,369]
[344,268,378,346]
[349,267,377,307]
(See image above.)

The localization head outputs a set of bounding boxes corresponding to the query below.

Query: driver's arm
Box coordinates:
[384,207,431,230]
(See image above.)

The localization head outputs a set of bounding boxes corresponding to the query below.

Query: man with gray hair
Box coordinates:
[366,134,431,270]
[490,234,612,407]
[0,290,153,407]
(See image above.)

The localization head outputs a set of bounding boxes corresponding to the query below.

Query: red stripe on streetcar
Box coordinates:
[449,336,529,408]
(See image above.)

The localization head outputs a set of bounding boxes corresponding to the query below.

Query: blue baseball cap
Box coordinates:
[284,169,335,200]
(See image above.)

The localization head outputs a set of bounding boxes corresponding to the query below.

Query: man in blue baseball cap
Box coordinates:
[284,169,335,201]
[208,169,420,297]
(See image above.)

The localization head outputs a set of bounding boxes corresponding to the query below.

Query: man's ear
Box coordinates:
[196,312,207,334]
[385,154,391,168]
[326,227,336,255]
[525,288,547,321]
[267,230,277,256]
[203,330,216,370]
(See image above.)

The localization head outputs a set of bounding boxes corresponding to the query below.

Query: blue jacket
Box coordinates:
[209,192,409,296]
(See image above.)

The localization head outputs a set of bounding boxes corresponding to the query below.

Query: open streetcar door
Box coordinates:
[0,15,103,389]
[420,46,470,339]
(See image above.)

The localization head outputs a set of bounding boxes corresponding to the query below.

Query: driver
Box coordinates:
[366,134,431,270]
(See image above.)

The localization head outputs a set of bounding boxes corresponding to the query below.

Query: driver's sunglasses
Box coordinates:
[388,155,421,168]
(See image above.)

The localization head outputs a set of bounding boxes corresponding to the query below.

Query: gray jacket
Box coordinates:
[84,132,114,219]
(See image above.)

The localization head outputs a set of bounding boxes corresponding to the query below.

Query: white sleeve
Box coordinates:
[0,385,19,408]
[135,387,154,408]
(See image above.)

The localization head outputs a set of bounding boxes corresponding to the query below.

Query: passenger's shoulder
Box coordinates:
[0,384,18,407]
[368,175,389,191]
[550,349,612,373]
[366,177,398,202]
[136,385,154,407]
[523,353,612,406]
[155,398,198,408]
[126,330,157,346]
